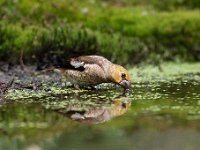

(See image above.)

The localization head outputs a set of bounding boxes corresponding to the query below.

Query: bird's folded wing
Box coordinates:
[70,60,85,68]
[71,55,111,71]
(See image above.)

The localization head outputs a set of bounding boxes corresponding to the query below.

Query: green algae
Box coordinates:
[129,63,200,83]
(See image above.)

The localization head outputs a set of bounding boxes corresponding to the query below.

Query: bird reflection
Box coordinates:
[57,97,131,124]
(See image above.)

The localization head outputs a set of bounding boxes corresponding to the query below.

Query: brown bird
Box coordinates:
[54,55,131,93]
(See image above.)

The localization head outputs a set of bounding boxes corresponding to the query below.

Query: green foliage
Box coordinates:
[97,0,200,10]
[1,11,200,64]
[0,0,200,64]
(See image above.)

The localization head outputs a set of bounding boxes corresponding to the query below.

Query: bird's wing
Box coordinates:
[50,57,85,71]
[70,55,111,71]
[54,55,111,72]
[70,59,85,69]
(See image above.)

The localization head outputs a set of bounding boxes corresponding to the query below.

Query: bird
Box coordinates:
[53,55,131,93]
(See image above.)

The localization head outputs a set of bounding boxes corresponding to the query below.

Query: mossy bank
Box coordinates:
[1,0,200,64]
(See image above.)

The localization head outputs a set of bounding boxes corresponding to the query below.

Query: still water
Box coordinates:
[0,73,200,150]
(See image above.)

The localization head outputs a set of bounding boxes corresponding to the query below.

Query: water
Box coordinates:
[0,66,200,150]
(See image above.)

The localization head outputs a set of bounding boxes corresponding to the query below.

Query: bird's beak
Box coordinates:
[119,80,131,95]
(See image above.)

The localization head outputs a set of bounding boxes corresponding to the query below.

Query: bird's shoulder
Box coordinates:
[70,55,112,70]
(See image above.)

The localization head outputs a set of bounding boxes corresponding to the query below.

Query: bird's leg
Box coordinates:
[73,84,80,90]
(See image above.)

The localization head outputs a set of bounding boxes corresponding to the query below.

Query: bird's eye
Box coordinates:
[121,73,126,80]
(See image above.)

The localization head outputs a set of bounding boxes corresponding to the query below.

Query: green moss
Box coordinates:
[1,0,200,64]
[129,63,200,83]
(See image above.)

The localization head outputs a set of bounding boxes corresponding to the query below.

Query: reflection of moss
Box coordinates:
[0,103,79,141]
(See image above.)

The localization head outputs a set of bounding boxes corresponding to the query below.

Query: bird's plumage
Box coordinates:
[55,55,131,91]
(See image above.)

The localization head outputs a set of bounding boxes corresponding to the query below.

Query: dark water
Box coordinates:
[0,80,200,150]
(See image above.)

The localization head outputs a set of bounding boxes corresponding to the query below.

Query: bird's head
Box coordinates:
[110,64,131,94]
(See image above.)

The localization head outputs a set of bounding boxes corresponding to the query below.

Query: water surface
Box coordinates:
[1,64,200,150]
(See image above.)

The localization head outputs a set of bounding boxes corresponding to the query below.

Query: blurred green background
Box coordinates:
[0,0,200,64]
